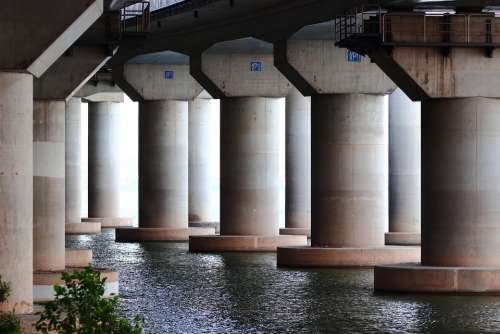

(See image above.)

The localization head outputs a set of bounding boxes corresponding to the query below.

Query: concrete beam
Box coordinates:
[0,0,104,77]
[34,46,113,101]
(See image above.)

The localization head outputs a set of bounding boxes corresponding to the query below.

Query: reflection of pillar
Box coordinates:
[115,100,214,242]
[0,73,33,313]
[280,88,311,237]
[85,101,132,228]
[33,100,66,272]
[65,98,101,234]
[386,89,421,245]
[188,98,220,233]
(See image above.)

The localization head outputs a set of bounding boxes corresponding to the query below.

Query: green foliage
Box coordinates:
[0,275,21,334]
[35,267,143,334]
[0,312,22,334]
[0,275,11,303]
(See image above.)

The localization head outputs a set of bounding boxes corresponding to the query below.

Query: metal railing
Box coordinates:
[335,8,500,47]
[121,1,151,33]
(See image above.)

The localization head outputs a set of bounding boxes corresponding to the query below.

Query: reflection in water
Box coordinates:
[66,231,500,334]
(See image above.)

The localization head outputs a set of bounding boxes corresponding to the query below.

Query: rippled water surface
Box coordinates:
[66,230,500,333]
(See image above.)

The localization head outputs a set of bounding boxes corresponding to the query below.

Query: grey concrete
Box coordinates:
[139,100,188,228]
[188,97,220,223]
[220,97,285,236]
[422,97,500,267]
[0,73,33,314]
[389,88,421,234]
[285,88,311,230]
[88,101,121,219]
[311,94,388,248]
[65,98,82,224]
[33,100,66,272]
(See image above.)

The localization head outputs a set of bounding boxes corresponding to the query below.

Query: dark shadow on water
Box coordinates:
[66,231,500,333]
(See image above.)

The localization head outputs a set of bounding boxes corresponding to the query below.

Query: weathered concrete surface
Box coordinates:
[116,227,215,242]
[375,264,500,293]
[189,222,220,234]
[422,98,500,267]
[279,228,311,238]
[188,97,220,223]
[139,100,189,229]
[124,64,203,101]
[82,217,133,228]
[385,232,421,246]
[0,73,33,313]
[190,235,307,252]
[88,101,121,219]
[277,246,420,267]
[65,98,82,225]
[0,0,104,77]
[65,249,92,268]
[219,97,285,236]
[286,40,394,94]
[311,94,388,248]
[284,87,311,231]
[387,88,421,245]
[33,100,66,272]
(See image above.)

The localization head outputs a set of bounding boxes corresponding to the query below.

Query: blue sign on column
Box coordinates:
[250,61,262,72]
[164,70,174,79]
[346,50,363,63]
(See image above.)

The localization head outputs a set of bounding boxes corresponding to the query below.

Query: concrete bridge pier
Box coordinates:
[65,98,101,235]
[385,88,421,246]
[114,60,215,241]
[365,43,500,293]
[188,96,221,233]
[273,35,419,266]
[85,97,133,228]
[188,38,307,251]
[279,87,311,238]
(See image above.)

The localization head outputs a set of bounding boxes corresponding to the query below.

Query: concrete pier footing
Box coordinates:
[189,221,220,234]
[65,222,101,235]
[386,88,421,246]
[33,269,119,303]
[0,72,34,313]
[65,249,92,268]
[375,97,500,293]
[281,88,311,238]
[116,227,215,242]
[188,97,299,251]
[87,101,132,228]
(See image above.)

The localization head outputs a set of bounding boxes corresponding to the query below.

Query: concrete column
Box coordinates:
[65,98,81,224]
[139,100,188,229]
[421,98,500,267]
[281,88,311,237]
[386,88,421,245]
[188,98,220,224]
[311,94,388,247]
[219,97,285,236]
[0,73,33,313]
[87,101,121,219]
[33,100,66,272]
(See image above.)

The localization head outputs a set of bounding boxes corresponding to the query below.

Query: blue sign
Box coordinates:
[346,50,363,63]
[250,61,262,72]
[164,70,174,79]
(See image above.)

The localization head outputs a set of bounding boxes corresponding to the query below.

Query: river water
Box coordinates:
[66,230,500,333]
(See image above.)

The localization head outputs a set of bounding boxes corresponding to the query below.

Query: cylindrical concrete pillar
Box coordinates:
[220,97,285,236]
[188,98,220,223]
[285,88,311,229]
[33,100,66,272]
[0,73,33,313]
[88,101,120,218]
[65,98,81,224]
[139,100,188,228]
[311,94,388,247]
[422,97,500,267]
[389,89,421,234]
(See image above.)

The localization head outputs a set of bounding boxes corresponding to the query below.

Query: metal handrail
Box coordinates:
[121,1,151,33]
